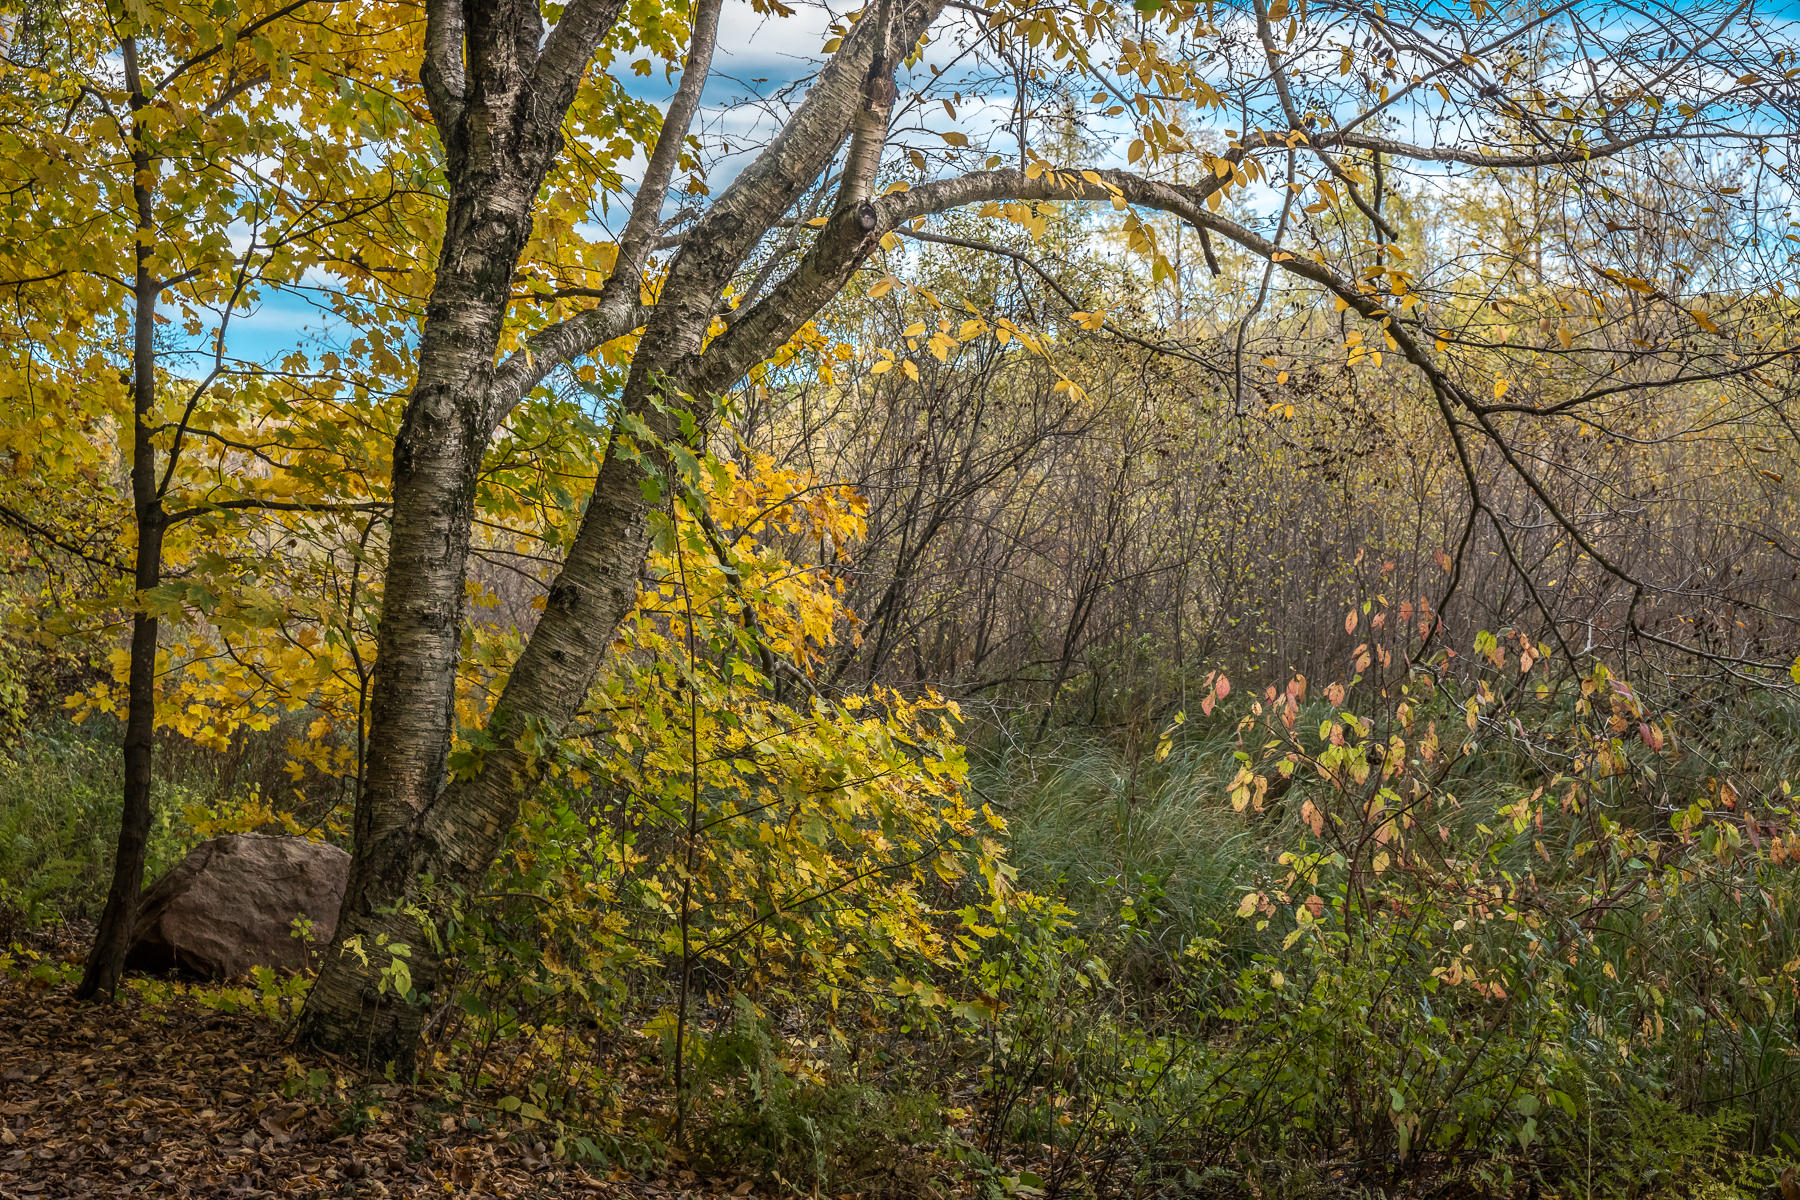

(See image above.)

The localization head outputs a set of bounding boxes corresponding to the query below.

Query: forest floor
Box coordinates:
[0,939,742,1200]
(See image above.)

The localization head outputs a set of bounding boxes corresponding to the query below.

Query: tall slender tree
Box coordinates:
[0,0,415,998]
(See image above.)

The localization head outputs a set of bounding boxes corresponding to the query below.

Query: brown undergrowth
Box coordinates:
[0,948,748,1200]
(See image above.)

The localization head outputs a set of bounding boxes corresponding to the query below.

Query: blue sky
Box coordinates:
[215,0,1798,364]
[218,0,835,366]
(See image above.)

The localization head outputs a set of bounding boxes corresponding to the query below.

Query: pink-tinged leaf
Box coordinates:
[1345,610,1358,635]
[1301,798,1325,836]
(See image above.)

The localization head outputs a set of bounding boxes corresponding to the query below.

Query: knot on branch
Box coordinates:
[865,53,896,110]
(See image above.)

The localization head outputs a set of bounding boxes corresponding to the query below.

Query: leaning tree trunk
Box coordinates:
[296,0,928,1069]
[294,0,634,1063]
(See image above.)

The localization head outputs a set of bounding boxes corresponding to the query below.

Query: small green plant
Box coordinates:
[337,931,416,999]
[684,995,951,1191]
[0,723,214,930]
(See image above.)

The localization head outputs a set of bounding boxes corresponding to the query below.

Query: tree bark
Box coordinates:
[296,0,632,1063]
[78,36,164,1002]
[297,0,935,1069]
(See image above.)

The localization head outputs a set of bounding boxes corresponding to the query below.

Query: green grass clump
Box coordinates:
[0,723,196,937]
[979,725,1261,951]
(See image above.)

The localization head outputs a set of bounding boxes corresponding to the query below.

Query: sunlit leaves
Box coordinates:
[481,454,1008,1006]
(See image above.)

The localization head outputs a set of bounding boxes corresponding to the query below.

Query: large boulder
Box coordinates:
[126,834,350,979]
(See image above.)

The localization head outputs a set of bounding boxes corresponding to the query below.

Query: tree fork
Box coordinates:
[296,0,933,1069]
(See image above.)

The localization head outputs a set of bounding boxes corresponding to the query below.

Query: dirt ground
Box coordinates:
[0,970,730,1200]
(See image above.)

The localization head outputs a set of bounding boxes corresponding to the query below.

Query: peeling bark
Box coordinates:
[301,0,945,1068]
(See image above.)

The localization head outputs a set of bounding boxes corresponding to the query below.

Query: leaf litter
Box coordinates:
[0,963,748,1200]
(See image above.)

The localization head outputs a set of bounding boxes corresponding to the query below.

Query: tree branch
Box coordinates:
[530,0,631,107]
[420,0,467,133]
[154,0,320,95]
[0,502,130,575]
[483,0,723,428]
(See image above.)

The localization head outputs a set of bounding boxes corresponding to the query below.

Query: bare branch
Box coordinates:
[483,0,723,427]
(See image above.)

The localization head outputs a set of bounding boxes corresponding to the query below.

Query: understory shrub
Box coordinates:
[947,604,1800,1197]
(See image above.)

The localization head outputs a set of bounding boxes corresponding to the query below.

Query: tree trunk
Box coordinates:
[297,445,654,1062]
[76,576,161,998]
[297,0,933,1070]
[295,173,555,1065]
[296,0,624,1064]
[78,37,163,1001]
